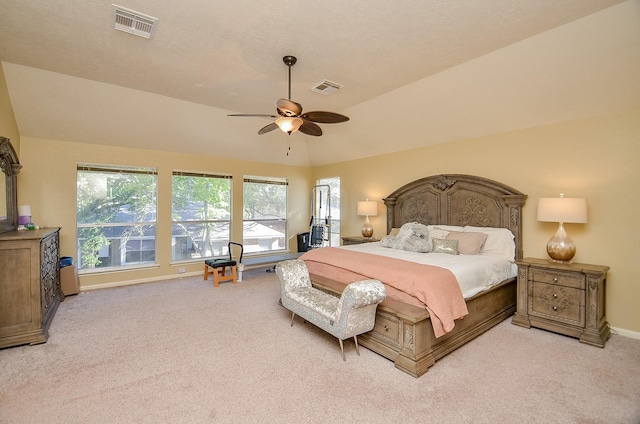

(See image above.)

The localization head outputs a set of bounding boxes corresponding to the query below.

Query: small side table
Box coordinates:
[341,236,378,246]
[512,257,610,347]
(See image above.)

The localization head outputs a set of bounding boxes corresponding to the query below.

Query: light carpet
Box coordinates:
[1,268,639,424]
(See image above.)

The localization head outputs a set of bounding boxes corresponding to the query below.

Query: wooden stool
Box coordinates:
[203,242,243,287]
[204,260,237,287]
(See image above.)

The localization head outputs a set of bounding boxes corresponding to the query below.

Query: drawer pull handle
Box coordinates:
[552,306,557,311]
[384,325,389,332]
[552,277,558,283]
[553,293,558,299]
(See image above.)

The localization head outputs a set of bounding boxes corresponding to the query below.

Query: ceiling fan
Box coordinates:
[228,55,349,137]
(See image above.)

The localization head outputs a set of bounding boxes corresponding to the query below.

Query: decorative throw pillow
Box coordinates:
[380,235,396,248]
[404,222,430,238]
[392,222,431,252]
[445,231,488,255]
[432,238,459,255]
[398,236,431,253]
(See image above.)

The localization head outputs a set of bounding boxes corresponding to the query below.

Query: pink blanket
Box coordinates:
[301,248,469,338]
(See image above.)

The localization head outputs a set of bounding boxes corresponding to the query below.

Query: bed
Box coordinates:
[303,174,527,377]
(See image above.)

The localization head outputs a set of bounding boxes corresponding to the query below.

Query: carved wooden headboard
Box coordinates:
[383,174,527,260]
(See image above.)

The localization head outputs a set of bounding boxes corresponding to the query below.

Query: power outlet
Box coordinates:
[178,267,186,274]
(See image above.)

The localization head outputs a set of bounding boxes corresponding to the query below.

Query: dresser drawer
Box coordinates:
[531,268,585,290]
[530,282,585,327]
[369,310,400,348]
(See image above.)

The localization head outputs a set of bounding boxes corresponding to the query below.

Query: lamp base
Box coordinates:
[361,220,373,238]
[546,222,576,263]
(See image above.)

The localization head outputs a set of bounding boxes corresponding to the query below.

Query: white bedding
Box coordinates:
[338,242,517,299]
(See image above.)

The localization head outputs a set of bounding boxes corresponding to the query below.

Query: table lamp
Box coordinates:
[357,200,378,238]
[537,194,587,262]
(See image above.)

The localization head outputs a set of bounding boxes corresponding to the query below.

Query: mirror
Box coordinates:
[0,137,21,233]
[0,170,6,218]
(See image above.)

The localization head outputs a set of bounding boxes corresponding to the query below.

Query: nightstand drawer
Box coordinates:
[530,282,585,327]
[531,268,585,290]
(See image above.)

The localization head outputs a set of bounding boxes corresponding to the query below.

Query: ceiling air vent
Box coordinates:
[311,80,343,95]
[111,5,158,39]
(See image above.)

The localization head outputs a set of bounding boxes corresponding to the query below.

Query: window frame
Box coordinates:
[171,171,232,262]
[242,175,288,255]
[76,164,158,273]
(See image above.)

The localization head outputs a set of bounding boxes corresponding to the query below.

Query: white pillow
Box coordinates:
[427,224,464,232]
[463,226,515,260]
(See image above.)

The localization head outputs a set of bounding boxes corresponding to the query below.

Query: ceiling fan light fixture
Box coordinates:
[276,117,303,134]
[229,55,348,140]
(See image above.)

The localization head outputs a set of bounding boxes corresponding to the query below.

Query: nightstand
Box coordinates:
[341,236,378,245]
[512,258,610,347]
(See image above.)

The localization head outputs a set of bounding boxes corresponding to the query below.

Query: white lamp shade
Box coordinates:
[357,200,378,217]
[537,197,587,224]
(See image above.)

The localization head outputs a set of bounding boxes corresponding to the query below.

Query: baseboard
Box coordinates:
[81,271,202,291]
[611,326,640,340]
[80,253,303,292]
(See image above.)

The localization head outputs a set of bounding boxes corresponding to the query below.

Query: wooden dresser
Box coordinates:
[512,257,610,347]
[0,228,61,348]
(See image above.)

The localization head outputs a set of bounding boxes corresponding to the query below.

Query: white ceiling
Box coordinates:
[1,0,638,167]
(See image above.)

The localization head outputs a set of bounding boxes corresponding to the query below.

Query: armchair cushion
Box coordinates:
[287,286,339,321]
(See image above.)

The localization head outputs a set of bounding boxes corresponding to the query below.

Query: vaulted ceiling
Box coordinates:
[1,1,638,167]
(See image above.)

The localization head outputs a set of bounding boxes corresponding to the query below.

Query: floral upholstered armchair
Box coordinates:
[276,259,386,361]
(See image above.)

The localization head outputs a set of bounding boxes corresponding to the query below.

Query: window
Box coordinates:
[317,177,341,246]
[77,164,157,270]
[171,171,232,261]
[243,176,287,254]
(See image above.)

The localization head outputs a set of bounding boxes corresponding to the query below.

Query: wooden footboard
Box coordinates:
[311,273,517,378]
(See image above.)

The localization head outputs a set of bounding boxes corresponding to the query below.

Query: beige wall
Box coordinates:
[0,64,20,151]
[18,137,313,288]
[313,108,640,335]
[0,66,19,222]
[4,64,639,334]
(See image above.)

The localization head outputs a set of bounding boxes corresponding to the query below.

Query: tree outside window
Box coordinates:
[171,172,232,260]
[76,165,157,270]
[243,176,287,254]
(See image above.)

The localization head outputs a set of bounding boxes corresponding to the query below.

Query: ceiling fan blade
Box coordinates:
[301,111,349,124]
[258,122,279,135]
[276,98,303,117]
[299,121,322,137]
[228,113,278,119]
